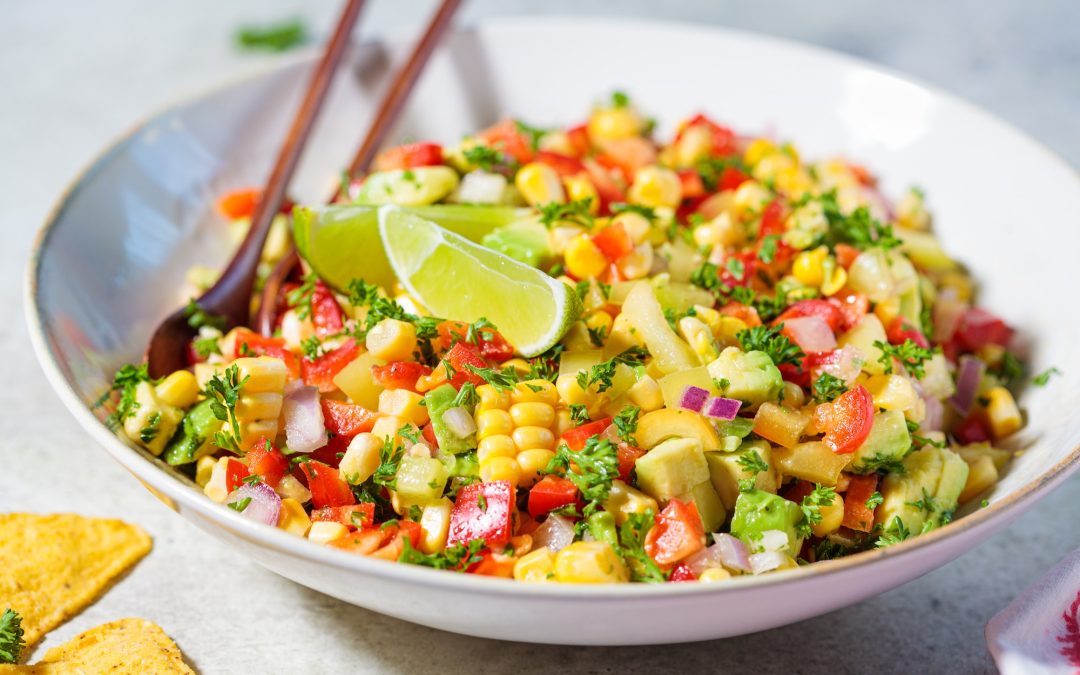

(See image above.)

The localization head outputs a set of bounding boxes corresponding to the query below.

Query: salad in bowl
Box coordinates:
[98,92,1026,584]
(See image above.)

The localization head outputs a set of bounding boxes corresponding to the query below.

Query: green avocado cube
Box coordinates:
[877,446,969,535]
[848,409,913,474]
[705,439,777,511]
[676,479,727,532]
[635,437,710,503]
[706,347,783,407]
[730,489,804,555]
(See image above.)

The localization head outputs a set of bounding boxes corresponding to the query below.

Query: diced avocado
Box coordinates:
[706,347,783,407]
[481,220,551,267]
[838,315,888,376]
[394,456,450,506]
[424,384,474,455]
[705,439,777,511]
[354,166,460,206]
[439,450,480,495]
[715,417,755,453]
[848,410,913,474]
[122,381,184,457]
[676,479,727,532]
[730,489,804,555]
[164,399,224,466]
[635,437,710,503]
[876,446,970,535]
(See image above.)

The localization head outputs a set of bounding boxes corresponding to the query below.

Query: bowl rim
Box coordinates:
[24,15,1080,600]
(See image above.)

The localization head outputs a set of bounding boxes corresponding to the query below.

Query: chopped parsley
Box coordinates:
[538,198,595,229]
[300,335,325,361]
[617,510,667,583]
[513,119,547,152]
[812,372,848,403]
[465,364,520,392]
[451,382,479,409]
[192,335,222,359]
[610,90,630,108]
[757,235,780,264]
[0,609,24,664]
[736,449,769,492]
[610,202,657,222]
[543,436,619,517]
[612,405,640,444]
[875,516,912,547]
[204,364,250,454]
[798,485,837,538]
[286,271,318,320]
[227,497,252,512]
[399,538,486,571]
[184,298,226,331]
[865,491,884,510]
[736,324,805,367]
[992,351,1025,388]
[462,145,510,171]
[99,363,152,431]
[1032,366,1061,387]
[813,192,901,251]
[138,412,161,444]
[569,403,591,426]
[857,451,907,475]
[874,339,935,378]
[575,347,649,393]
[235,19,308,52]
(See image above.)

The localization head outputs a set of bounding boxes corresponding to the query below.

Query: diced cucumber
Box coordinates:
[394,456,450,505]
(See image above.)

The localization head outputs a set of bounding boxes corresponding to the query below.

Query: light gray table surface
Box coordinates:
[3,1,1078,673]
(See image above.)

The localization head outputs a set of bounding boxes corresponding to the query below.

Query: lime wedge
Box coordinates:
[293,204,533,291]
[378,206,580,357]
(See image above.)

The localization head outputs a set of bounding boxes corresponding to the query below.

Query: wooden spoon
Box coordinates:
[255,0,464,337]
[145,0,365,378]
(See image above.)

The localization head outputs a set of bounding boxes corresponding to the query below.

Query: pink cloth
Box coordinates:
[987,548,1080,674]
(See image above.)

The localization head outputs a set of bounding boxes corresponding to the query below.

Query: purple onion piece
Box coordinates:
[703,396,741,421]
[679,385,710,413]
[283,382,328,454]
[225,482,281,526]
[714,533,752,572]
[532,514,575,552]
[922,395,944,432]
[948,355,985,415]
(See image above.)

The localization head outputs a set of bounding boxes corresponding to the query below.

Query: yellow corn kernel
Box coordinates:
[155,370,199,409]
[864,375,918,412]
[476,409,514,439]
[565,234,608,279]
[792,246,829,286]
[203,457,232,503]
[513,547,556,582]
[584,311,614,343]
[678,316,719,364]
[743,138,777,167]
[563,174,599,211]
[365,318,418,361]
[731,181,772,218]
[477,434,517,463]
[509,402,556,428]
[587,106,643,142]
[603,480,660,526]
[194,362,224,390]
[820,264,848,297]
[475,385,510,412]
[122,381,183,456]
[674,124,714,166]
[378,389,429,426]
[516,448,556,487]
[239,419,279,452]
[308,521,349,545]
[626,375,664,412]
[549,224,587,256]
[339,432,383,484]
[617,243,654,280]
[976,344,1006,369]
[873,296,902,328]
[938,271,974,303]
[810,493,845,537]
[553,407,573,437]
[480,456,521,484]
[511,379,559,406]
[515,162,565,206]
[985,386,1023,439]
[612,211,652,244]
[556,373,592,408]
[195,455,217,487]
[277,498,312,537]
[781,381,807,408]
[276,474,311,503]
[692,212,745,249]
[503,358,532,377]
[716,316,748,348]
[419,499,453,554]
[512,426,555,452]
[699,567,733,582]
[753,151,797,185]
[628,166,682,208]
[538,130,574,155]
[234,356,288,393]
[959,454,999,504]
[554,541,629,583]
[235,392,283,421]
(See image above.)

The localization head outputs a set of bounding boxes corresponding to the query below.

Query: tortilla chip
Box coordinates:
[0,514,152,650]
[0,618,193,674]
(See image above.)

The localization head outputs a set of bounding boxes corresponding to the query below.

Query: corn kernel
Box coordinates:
[239,419,279,452]
[612,211,651,244]
[959,454,999,504]
[810,493,845,537]
[584,311,614,343]
[553,407,573,437]
[563,174,599,211]
[538,130,574,155]
[515,162,565,206]
[509,402,556,428]
[476,409,514,439]
[554,541,629,583]
[513,547,556,582]
[607,312,647,354]
[985,386,1023,439]
[511,379,558,406]
[512,426,555,452]
[678,316,719,364]
[276,474,311,503]
[692,212,745,249]
[549,224,587,255]
[587,106,643,142]
[194,362,224,390]
[155,370,199,408]
[378,389,429,426]
[477,434,517,463]
[308,521,349,545]
[699,567,733,582]
[693,305,722,334]
[516,448,556,487]
[565,234,608,279]
[236,391,284,421]
[203,457,231,503]
[743,138,777,167]
[480,456,521,484]
[339,433,383,484]
[628,166,682,208]
[674,124,714,166]
[731,181,771,219]
[820,261,847,297]
[476,383,511,410]
[365,318,418,361]
[556,373,592,407]
[793,246,828,286]
[502,358,532,377]
[420,499,453,554]
[781,381,806,408]
[716,316,748,347]
[873,296,901,328]
[234,356,288,393]
[277,498,311,537]
[195,455,217,487]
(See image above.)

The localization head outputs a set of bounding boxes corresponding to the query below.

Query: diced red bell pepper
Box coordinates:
[778,362,811,389]
[849,163,877,187]
[780,479,816,506]
[559,417,612,452]
[246,439,288,487]
[225,458,250,493]
[718,166,750,192]
[421,422,439,449]
[371,361,432,392]
[436,321,514,362]
[676,114,738,156]
[644,499,706,568]
[565,123,591,157]
[592,222,634,261]
[954,414,991,445]
[616,441,646,482]
[677,168,706,199]
[813,385,875,455]
[842,473,879,532]
[534,151,586,178]
[826,292,869,332]
[321,399,377,438]
[776,299,845,334]
[448,480,516,547]
[954,308,1014,352]
[217,188,260,220]
[301,338,360,393]
[373,142,444,171]
[331,520,422,560]
[234,330,300,377]
[443,341,487,388]
[758,199,787,239]
[886,316,931,349]
[311,281,346,338]
[582,158,626,214]
[668,562,698,582]
[527,475,580,518]
[301,460,356,509]
[311,503,375,529]
[833,243,860,269]
[476,119,534,164]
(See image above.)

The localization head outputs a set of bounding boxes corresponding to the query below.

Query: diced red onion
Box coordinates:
[703,396,741,421]
[225,482,281,527]
[531,514,576,552]
[679,385,710,413]
[684,533,751,575]
[749,551,788,575]
[782,316,837,353]
[949,355,985,415]
[932,290,966,344]
[283,381,328,454]
[441,406,476,438]
[456,170,508,204]
[921,395,944,432]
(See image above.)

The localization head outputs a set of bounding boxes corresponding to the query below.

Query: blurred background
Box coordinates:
[3,2,1078,673]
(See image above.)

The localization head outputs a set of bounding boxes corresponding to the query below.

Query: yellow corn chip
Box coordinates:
[0,514,152,650]
[0,618,193,674]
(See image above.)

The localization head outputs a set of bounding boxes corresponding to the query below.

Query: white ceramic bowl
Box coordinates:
[26,17,1080,645]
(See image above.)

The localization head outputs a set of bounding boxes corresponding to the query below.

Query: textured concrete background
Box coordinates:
[3,1,1078,672]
